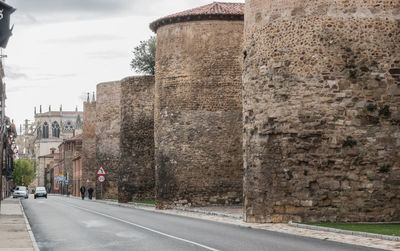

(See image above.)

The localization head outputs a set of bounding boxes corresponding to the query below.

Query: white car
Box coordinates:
[13,186,29,199]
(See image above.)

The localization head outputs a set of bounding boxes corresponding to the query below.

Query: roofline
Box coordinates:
[150,13,243,33]
[0,1,16,13]
[38,155,56,159]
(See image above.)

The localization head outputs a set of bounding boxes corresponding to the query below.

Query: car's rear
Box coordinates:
[13,186,28,199]
[34,187,47,199]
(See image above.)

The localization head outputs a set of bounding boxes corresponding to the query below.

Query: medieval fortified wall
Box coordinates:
[118,76,155,203]
[243,0,400,223]
[96,81,121,199]
[82,97,97,193]
[151,2,244,208]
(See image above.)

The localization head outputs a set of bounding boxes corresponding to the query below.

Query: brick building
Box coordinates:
[61,134,82,196]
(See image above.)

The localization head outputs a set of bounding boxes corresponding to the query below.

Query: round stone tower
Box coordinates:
[151,2,244,208]
[243,0,400,223]
[96,81,121,199]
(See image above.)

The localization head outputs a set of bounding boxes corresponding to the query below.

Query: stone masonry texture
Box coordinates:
[118,76,155,203]
[82,100,97,195]
[243,0,400,223]
[96,81,121,199]
[154,20,244,208]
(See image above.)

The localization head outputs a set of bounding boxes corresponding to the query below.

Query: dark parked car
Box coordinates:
[34,187,47,199]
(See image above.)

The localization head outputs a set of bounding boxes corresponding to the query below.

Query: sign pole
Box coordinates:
[96,166,106,200]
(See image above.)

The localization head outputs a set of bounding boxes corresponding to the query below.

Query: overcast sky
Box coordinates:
[3,0,244,131]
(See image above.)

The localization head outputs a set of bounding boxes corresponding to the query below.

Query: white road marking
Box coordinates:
[115,231,144,239]
[63,202,220,251]
[82,220,107,228]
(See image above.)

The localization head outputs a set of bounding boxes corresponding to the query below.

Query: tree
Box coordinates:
[13,159,36,186]
[130,36,156,75]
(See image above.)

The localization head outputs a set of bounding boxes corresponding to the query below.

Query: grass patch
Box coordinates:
[304,223,400,237]
[133,200,155,205]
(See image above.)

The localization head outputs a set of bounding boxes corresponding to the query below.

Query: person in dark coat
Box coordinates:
[88,187,94,200]
[80,186,86,200]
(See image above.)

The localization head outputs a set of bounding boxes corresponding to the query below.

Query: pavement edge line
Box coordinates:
[20,199,40,251]
[288,221,400,242]
[51,194,241,220]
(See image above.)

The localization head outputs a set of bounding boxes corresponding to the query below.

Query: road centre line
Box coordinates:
[61,201,220,251]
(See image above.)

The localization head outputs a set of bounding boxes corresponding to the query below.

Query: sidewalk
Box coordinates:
[0,198,38,251]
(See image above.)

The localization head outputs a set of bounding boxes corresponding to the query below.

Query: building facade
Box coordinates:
[57,134,82,195]
[31,107,83,188]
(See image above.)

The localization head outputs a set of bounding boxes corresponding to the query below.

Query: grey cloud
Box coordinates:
[86,50,127,60]
[8,0,132,15]
[46,34,125,44]
[7,84,34,93]
[8,0,137,24]
[32,73,76,81]
[6,0,235,24]
[12,13,39,25]
[4,65,28,79]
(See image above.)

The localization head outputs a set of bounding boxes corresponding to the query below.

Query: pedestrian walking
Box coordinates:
[88,187,94,200]
[80,186,86,200]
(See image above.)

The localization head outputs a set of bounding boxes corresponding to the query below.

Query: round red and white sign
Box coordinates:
[97,175,106,183]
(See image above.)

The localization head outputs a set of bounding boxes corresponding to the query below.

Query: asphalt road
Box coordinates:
[21,195,381,251]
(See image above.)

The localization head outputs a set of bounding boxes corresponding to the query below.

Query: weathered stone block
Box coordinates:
[82,101,97,195]
[118,76,155,203]
[96,81,121,199]
[153,11,244,208]
[243,0,400,223]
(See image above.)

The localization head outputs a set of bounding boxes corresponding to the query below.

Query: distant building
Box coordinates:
[39,148,59,193]
[57,134,82,196]
[22,106,83,188]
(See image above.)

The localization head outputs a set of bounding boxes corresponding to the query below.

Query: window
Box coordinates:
[52,121,60,138]
[43,122,49,139]
[63,120,74,131]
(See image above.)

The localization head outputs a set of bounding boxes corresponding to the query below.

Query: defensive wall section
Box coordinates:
[243,0,400,223]
[151,2,245,208]
[118,76,155,203]
[96,81,121,199]
[82,100,97,194]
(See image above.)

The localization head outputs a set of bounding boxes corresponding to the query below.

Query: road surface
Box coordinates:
[21,196,381,251]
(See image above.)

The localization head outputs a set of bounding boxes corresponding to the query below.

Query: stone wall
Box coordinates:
[96,81,121,199]
[243,0,400,223]
[155,20,244,208]
[118,76,155,203]
[83,101,97,194]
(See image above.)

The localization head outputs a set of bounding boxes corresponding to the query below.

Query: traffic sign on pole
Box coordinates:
[97,175,106,183]
[97,166,107,175]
